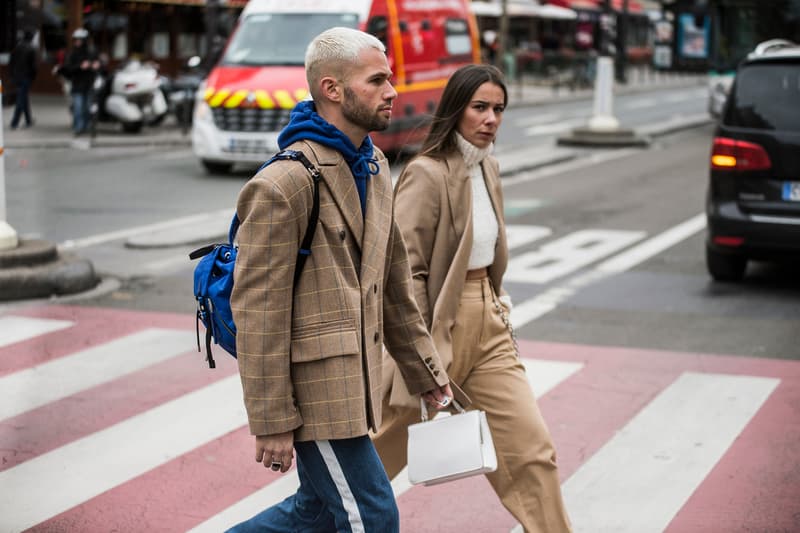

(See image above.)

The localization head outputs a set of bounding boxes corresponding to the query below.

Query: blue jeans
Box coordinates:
[71,91,90,133]
[10,78,32,128]
[226,436,399,533]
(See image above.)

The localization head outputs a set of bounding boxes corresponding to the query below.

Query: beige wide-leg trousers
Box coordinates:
[373,275,572,533]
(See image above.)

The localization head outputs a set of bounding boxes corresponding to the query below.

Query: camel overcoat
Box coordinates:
[231,140,448,442]
[383,151,509,408]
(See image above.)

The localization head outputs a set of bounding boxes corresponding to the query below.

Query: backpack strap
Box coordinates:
[259,149,321,285]
[282,151,321,285]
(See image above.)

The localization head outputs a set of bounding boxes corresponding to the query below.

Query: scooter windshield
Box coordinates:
[223,13,360,67]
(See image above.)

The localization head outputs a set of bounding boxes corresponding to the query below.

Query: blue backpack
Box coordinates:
[189,150,321,368]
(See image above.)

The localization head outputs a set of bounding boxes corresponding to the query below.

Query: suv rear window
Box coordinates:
[724,61,800,132]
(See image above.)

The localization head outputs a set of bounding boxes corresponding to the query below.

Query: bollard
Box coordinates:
[0,80,21,250]
[587,57,620,131]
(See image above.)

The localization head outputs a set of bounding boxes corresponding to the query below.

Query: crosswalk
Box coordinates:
[1,305,798,532]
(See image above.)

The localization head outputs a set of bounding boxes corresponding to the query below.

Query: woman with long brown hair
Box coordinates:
[374,64,572,532]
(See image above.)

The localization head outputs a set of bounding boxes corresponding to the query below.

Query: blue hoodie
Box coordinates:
[278,100,379,218]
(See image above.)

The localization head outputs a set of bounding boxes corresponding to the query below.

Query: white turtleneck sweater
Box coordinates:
[455,132,498,271]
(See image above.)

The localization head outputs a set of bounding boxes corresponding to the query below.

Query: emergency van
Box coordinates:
[191,0,481,173]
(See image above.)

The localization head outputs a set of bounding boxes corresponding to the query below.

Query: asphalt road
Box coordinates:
[3,94,797,359]
[3,89,799,532]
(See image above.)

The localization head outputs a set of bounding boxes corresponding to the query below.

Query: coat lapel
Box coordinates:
[444,154,471,239]
[359,156,392,286]
[482,159,508,288]
[316,149,364,250]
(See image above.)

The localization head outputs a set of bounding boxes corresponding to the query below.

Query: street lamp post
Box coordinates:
[586,0,620,131]
[0,80,20,251]
[496,0,510,71]
[205,0,220,59]
[615,0,629,83]
[556,0,647,147]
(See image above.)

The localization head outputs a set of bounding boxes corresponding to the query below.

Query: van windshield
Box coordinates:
[223,13,360,66]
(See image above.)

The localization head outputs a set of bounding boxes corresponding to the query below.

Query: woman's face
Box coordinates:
[456,81,505,149]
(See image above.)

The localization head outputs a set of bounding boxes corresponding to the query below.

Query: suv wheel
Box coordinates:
[706,245,747,282]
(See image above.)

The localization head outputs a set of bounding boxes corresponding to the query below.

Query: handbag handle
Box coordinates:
[419,396,465,422]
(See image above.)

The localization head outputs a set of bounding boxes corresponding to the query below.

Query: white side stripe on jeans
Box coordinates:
[316,440,365,533]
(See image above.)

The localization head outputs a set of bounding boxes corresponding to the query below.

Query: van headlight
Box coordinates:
[194,100,213,125]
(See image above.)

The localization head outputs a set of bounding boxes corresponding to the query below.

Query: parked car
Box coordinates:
[705,41,800,281]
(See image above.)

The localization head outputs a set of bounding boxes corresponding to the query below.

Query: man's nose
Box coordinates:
[384,82,398,100]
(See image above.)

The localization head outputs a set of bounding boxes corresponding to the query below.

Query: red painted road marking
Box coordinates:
[1,306,798,532]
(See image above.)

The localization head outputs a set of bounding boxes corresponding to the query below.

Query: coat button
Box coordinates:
[373,283,378,294]
[424,357,432,363]
[374,331,380,343]
[433,370,440,376]
[339,230,346,241]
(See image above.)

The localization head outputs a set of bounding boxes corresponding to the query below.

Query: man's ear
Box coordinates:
[319,76,342,103]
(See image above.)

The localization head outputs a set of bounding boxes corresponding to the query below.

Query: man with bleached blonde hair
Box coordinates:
[226,26,454,533]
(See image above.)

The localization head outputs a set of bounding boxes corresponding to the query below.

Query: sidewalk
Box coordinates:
[2,69,708,150]
[2,93,192,149]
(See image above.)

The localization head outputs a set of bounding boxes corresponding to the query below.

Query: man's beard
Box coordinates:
[342,86,390,133]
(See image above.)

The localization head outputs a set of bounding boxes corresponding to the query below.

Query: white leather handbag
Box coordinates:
[407,397,497,486]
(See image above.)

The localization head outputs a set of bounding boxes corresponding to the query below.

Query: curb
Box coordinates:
[5,134,192,150]
[0,252,99,301]
[507,77,706,110]
[640,113,715,138]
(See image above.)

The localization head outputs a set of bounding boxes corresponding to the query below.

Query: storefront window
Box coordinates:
[178,33,200,59]
[112,32,128,60]
[151,32,169,59]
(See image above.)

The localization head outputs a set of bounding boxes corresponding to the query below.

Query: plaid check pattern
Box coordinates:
[231,140,448,442]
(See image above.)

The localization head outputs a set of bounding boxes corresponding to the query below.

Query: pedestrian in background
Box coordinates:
[226,27,453,533]
[55,28,100,135]
[373,64,573,533]
[9,28,38,130]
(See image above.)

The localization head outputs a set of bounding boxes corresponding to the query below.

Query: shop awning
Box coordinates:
[537,4,578,19]
[121,0,247,6]
[470,1,577,20]
[545,0,643,13]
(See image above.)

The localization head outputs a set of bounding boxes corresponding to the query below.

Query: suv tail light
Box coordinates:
[711,137,772,171]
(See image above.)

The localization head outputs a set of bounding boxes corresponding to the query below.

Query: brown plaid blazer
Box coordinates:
[231,140,448,442]
[382,151,508,408]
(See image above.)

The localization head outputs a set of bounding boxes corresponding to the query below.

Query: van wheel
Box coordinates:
[706,246,747,282]
[202,160,233,174]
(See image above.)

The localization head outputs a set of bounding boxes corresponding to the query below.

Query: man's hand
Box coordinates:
[422,383,455,410]
[255,431,294,473]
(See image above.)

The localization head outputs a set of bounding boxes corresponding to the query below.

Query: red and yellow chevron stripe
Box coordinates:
[204,87,310,109]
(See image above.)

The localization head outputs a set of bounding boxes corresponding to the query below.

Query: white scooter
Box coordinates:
[102,59,169,133]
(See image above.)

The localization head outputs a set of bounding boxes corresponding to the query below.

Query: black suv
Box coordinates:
[706,42,800,281]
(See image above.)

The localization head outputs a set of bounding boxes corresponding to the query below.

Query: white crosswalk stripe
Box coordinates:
[0,375,246,532]
[0,316,73,348]
[562,372,779,533]
[0,308,794,532]
[0,328,192,421]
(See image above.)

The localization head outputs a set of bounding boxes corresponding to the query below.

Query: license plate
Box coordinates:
[782,181,800,202]
[226,134,278,154]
